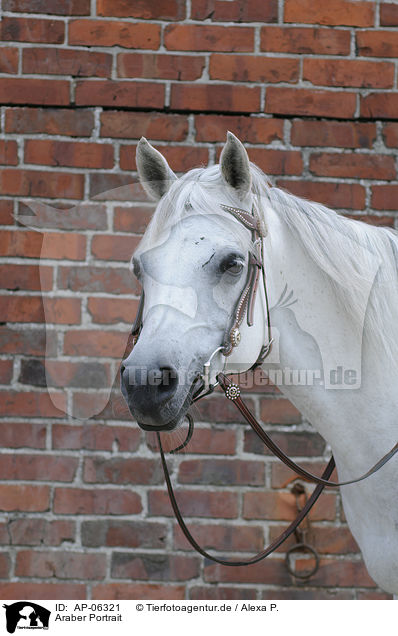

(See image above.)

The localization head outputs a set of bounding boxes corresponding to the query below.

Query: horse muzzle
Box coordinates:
[120,361,189,430]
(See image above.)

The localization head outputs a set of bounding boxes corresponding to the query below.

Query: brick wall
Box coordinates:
[0,0,396,600]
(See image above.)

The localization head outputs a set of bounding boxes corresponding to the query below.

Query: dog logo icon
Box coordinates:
[3,602,50,633]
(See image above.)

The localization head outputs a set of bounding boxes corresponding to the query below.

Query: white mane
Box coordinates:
[136,162,398,360]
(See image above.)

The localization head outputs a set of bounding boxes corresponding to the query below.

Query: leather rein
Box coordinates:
[130,202,398,567]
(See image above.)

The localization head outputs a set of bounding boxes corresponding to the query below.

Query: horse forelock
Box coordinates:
[134,164,259,258]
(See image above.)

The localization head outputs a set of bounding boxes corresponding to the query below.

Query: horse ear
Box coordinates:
[220,131,252,199]
[136,137,177,200]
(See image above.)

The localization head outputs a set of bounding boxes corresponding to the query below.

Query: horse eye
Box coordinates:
[228,261,244,275]
[220,255,244,275]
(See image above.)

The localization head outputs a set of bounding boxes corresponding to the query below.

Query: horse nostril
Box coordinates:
[158,366,178,393]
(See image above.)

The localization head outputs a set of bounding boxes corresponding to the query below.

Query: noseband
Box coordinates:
[128,202,398,568]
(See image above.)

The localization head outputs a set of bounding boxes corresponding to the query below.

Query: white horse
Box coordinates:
[121,132,398,594]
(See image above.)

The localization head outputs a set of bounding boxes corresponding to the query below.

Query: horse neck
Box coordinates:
[262,205,396,465]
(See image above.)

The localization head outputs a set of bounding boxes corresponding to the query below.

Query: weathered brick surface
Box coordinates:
[0,0,394,601]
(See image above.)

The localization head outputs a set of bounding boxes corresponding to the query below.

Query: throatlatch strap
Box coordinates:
[217,373,398,488]
[157,431,335,567]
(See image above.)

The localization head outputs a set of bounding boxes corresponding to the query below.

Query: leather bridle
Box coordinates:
[128,202,398,568]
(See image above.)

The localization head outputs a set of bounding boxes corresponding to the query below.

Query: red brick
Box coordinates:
[284,0,375,27]
[3,0,90,14]
[260,398,301,424]
[380,2,398,26]
[120,144,209,173]
[0,140,18,166]
[171,84,261,113]
[191,0,278,22]
[265,87,356,118]
[0,326,56,356]
[89,173,147,201]
[0,582,86,600]
[0,454,77,482]
[174,523,264,552]
[0,230,43,258]
[0,79,69,106]
[383,123,398,148]
[244,430,326,457]
[72,392,128,421]
[52,424,140,452]
[0,422,46,449]
[117,53,205,81]
[84,457,162,485]
[0,17,64,43]
[260,26,350,55]
[0,391,66,418]
[75,80,164,109]
[0,199,14,225]
[190,586,257,600]
[63,330,127,358]
[0,295,81,324]
[148,490,239,518]
[58,264,138,295]
[23,48,112,77]
[164,24,254,52]
[91,234,140,262]
[54,487,142,515]
[87,297,138,325]
[111,552,199,581]
[0,361,12,385]
[271,462,337,489]
[243,148,303,176]
[9,519,75,546]
[19,199,107,232]
[25,139,114,169]
[204,558,290,585]
[0,554,11,577]
[276,179,366,210]
[309,558,376,587]
[0,264,52,292]
[263,588,355,600]
[0,47,19,74]
[178,459,264,486]
[0,230,86,259]
[0,485,50,512]
[19,358,111,389]
[5,107,94,137]
[69,19,160,49]
[194,393,255,423]
[357,30,398,58]
[0,169,84,199]
[174,428,236,455]
[303,58,394,89]
[361,93,398,119]
[310,152,396,180]
[277,525,359,555]
[92,583,184,600]
[81,519,167,548]
[195,115,283,144]
[16,550,106,579]
[97,0,185,19]
[113,206,153,234]
[244,490,336,521]
[210,54,299,83]
[291,120,376,149]
[357,591,393,600]
[371,185,398,211]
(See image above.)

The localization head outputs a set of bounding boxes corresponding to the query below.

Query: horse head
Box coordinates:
[121,132,268,431]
